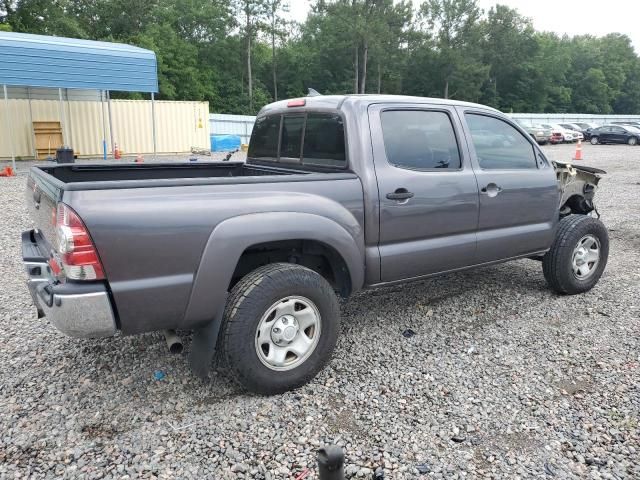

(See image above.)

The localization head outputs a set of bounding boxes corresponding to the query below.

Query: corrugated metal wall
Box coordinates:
[0,98,210,158]
[509,113,640,126]
[209,113,256,144]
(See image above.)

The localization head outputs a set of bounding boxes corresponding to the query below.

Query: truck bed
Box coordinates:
[37,161,295,185]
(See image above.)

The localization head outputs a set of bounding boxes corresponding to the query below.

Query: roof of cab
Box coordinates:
[259,94,501,115]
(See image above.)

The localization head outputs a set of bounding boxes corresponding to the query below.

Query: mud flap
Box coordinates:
[188,296,227,379]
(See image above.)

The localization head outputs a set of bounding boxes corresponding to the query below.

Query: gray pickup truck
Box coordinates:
[22,95,608,394]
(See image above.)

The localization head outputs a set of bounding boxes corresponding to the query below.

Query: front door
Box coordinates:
[610,126,627,144]
[459,110,559,263]
[369,104,480,282]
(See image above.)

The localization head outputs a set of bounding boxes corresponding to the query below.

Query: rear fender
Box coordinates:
[181,212,364,329]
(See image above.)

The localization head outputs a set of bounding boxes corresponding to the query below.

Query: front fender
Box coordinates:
[181,212,365,329]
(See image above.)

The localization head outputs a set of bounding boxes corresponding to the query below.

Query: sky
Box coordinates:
[288,0,640,52]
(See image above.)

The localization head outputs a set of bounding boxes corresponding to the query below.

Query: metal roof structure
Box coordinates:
[0,32,158,92]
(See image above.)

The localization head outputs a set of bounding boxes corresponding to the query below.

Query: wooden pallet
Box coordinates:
[33,121,63,159]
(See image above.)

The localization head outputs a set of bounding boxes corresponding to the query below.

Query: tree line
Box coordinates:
[2,0,640,115]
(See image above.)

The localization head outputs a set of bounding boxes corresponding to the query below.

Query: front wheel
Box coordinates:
[590,136,599,145]
[543,215,609,294]
[219,263,340,395]
[628,136,638,146]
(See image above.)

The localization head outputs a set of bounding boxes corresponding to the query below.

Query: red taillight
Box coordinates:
[287,98,306,107]
[52,203,105,281]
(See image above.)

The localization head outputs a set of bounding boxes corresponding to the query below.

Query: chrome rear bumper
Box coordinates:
[23,230,117,338]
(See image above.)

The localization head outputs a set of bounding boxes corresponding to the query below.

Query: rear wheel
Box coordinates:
[628,136,637,146]
[543,215,609,294]
[590,136,599,145]
[219,263,340,395]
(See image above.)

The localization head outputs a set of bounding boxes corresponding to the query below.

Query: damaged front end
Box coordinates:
[553,161,605,217]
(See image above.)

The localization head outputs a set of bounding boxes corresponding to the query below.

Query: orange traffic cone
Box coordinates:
[573,140,583,161]
[0,166,15,177]
[114,143,122,160]
[135,154,144,163]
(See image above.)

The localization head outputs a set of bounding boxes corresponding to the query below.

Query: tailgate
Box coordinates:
[26,166,64,252]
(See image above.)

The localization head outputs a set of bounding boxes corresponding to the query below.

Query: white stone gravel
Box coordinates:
[0,144,638,479]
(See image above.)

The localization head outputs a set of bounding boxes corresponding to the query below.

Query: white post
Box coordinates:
[100,90,107,160]
[58,87,66,146]
[3,85,16,171]
[65,88,74,149]
[151,92,157,159]
[107,90,115,157]
[27,87,37,159]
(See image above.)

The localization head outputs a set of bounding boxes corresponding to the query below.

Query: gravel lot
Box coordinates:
[1,144,638,479]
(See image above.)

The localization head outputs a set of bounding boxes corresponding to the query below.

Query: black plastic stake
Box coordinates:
[317,445,345,480]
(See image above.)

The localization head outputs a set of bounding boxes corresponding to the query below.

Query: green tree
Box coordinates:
[418,0,488,100]
[481,5,539,111]
[264,0,289,101]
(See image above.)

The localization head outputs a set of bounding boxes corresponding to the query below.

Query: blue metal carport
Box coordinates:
[0,32,159,169]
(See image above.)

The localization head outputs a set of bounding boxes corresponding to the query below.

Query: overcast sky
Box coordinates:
[288,0,640,52]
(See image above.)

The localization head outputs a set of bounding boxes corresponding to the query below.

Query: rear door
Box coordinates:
[459,109,559,263]
[368,104,479,282]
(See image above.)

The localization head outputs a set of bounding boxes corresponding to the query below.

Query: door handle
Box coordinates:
[480,183,502,197]
[386,188,414,201]
[33,189,41,209]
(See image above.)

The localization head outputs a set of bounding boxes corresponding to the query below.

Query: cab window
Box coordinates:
[248,115,280,159]
[380,110,462,170]
[465,114,537,169]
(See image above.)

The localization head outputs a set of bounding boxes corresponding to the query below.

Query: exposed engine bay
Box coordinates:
[553,161,605,217]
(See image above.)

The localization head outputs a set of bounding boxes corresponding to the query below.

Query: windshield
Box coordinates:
[626,126,640,133]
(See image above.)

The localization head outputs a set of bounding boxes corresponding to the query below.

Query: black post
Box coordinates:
[317,445,345,480]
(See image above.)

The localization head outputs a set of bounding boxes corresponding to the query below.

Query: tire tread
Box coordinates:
[543,215,609,294]
[219,263,339,394]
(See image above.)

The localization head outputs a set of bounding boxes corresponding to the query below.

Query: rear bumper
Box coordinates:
[22,230,117,338]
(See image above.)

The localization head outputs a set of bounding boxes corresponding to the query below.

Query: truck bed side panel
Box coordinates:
[63,175,364,334]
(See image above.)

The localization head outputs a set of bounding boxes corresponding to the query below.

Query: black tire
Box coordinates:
[219,263,340,395]
[543,215,609,295]
[590,136,599,145]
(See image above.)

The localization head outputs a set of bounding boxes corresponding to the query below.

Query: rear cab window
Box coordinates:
[248,115,281,159]
[248,111,347,169]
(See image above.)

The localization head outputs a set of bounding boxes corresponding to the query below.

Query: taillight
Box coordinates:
[53,203,105,281]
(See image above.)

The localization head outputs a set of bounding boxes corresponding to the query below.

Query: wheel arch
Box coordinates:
[181,212,364,330]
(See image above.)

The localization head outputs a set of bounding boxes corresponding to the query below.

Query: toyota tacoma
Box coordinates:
[22,95,608,394]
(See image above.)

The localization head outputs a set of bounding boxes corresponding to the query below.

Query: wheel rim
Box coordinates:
[255,296,321,371]
[571,234,601,280]
[591,137,598,145]
[630,137,637,145]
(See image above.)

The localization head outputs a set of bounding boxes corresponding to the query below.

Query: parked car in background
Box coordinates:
[550,132,564,144]
[611,121,640,128]
[580,124,602,140]
[574,122,599,131]
[515,120,552,145]
[559,123,589,140]
[589,124,640,145]
[541,124,579,143]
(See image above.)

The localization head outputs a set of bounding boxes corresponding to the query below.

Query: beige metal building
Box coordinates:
[0,88,210,160]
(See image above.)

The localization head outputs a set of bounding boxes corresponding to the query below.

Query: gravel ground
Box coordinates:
[0,143,638,479]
